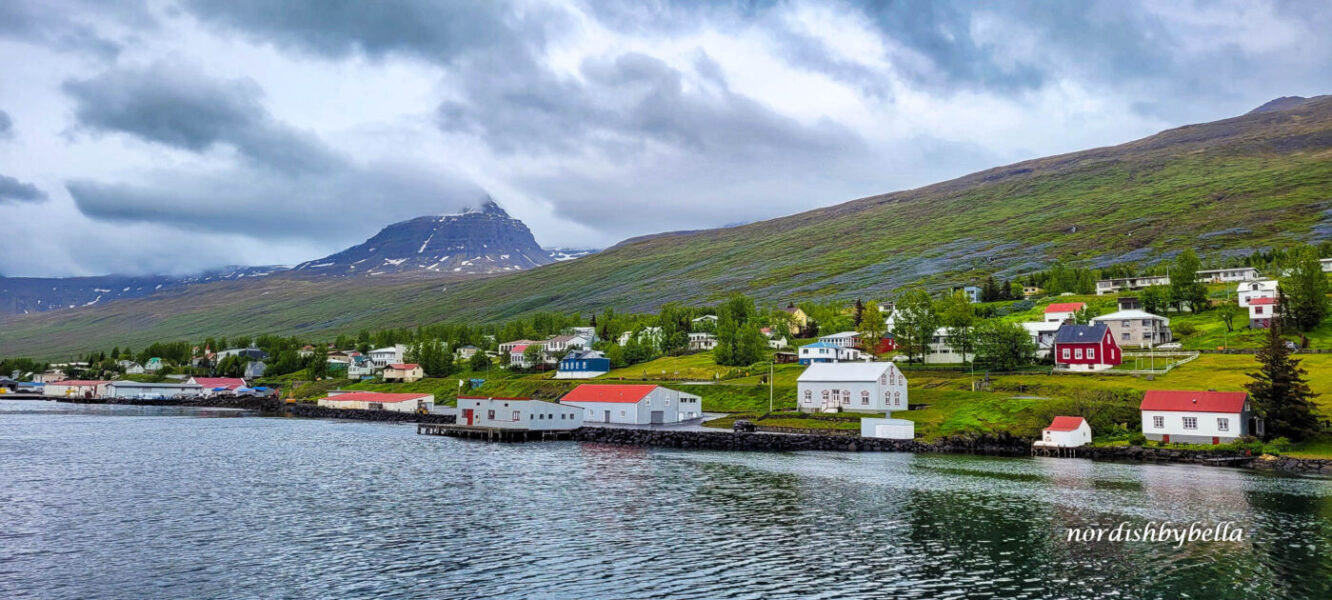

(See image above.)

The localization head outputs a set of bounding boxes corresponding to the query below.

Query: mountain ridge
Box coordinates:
[4,95,1331,358]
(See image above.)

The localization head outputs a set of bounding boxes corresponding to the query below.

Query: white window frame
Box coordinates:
[1153,416,1164,429]
[1182,417,1198,430]
[1217,418,1229,432]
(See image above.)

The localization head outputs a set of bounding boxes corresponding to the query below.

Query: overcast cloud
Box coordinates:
[0,0,1329,276]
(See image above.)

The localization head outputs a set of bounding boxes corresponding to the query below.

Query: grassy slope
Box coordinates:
[5,99,1332,359]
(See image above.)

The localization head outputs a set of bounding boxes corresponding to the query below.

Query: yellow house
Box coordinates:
[383,363,424,383]
[781,304,808,336]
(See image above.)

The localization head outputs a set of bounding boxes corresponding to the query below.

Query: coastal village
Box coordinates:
[3,247,1330,464]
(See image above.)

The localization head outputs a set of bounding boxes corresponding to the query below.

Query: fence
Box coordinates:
[1106,351,1200,376]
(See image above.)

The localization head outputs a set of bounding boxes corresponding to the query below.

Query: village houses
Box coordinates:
[555,349,611,379]
[368,344,408,368]
[1043,302,1086,323]
[383,363,424,383]
[1248,297,1279,329]
[186,377,248,397]
[688,332,718,351]
[319,391,435,414]
[1095,275,1171,295]
[1237,280,1278,308]
[797,342,863,365]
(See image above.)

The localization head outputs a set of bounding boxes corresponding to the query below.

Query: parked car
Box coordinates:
[732,419,757,433]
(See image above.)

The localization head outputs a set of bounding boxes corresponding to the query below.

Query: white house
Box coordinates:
[925,327,967,364]
[688,332,717,351]
[1021,321,1062,359]
[818,331,861,348]
[243,361,266,379]
[1095,275,1170,295]
[455,345,480,359]
[544,334,592,356]
[508,344,536,369]
[105,381,203,399]
[319,391,435,413]
[456,396,584,430]
[143,357,164,373]
[570,326,598,341]
[1237,280,1278,308]
[1322,257,1332,273]
[798,342,863,365]
[118,360,144,374]
[691,315,719,328]
[559,384,702,424]
[617,327,663,348]
[796,362,908,414]
[499,339,541,354]
[1196,267,1260,283]
[1043,302,1086,323]
[1140,390,1259,444]
[347,356,377,380]
[1033,416,1092,448]
[43,380,110,398]
[368,344,408,368]
[1248,297,1278,329]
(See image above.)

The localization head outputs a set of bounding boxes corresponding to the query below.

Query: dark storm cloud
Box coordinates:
[62,62,343,174]
[0,110,12,140]
[0,0,153,59]
[179,0,542,63]
[0,174,47,204]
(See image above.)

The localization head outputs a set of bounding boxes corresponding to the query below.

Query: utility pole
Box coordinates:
[768,361,774,415]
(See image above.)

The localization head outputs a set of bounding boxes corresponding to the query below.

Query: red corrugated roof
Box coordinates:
[1249,297,1277,306]
[191,377,246,389]
[388,363,419,370]
[560,384,657,404]
[457,396,532,401]
[511,344,529,353]
[1140,390,1247,413]
[1045,302,1086,313]
[1045,416,1086,432]
[323,392,431,403]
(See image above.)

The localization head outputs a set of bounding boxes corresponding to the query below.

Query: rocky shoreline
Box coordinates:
[38,397,1330,475]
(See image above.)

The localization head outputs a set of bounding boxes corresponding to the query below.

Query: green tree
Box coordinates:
[308,345,329,379]
[1170,249,1208,312]
[891,289,939,364]
[1245,322,1319,441]
[1140,285,1169,315]
[522,344,542,370]
[938,291,976,362]
[1217,299,1240,333]
[468,350,491,372]
[713,294,758,366]
[1278,245,1330,332]
[734,323,768,365]
[972,319,1038,371]
[858,301,886,355]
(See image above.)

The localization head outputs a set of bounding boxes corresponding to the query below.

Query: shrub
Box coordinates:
[1265,436,1293,454]
[1174,323,1198,337]
[1129,433,1147,446]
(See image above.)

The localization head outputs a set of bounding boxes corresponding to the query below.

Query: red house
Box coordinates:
[871,334,897,354]
[1053,323,1121,372]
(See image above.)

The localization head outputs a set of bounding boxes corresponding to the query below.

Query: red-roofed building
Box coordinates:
[186,377,248,397]
[1034,416,1091,448]
[383,363,424,383]
[1248,296,1279,329]
[456,396,583,429]
[1044,302,1087,324]
[559,384,703,424]
[1140,390,1260,444]
[318,391,435,413]
[508,344,536,369]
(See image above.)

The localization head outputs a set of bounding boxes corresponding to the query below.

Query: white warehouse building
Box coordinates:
[559,384,702,425]
[456,396,584,430]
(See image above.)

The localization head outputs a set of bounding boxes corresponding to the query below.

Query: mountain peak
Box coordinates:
[459,195,509,218]
[1248,95,1328,114]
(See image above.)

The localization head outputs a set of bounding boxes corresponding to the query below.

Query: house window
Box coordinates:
[1182,417,1198,430]
[1061,348,1071,360]
[1217,418,1229,432]
[1142,320,1151,327]
[487,410,495,420]
[861,390,870,405]
[895,391,901,406]
[804,390,812,403]
[513,411,520,421]
[1153,416,1164,429]
[1074,348,1083,359]
[821,390,830,400]
[1122,332,1131,341]
[1087,348,1095,359]
[1122,320,1130,327]
[885,391,892,405]
[880,374,887,385]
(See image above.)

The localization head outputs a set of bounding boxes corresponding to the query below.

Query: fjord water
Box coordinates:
[2,401,1330,599]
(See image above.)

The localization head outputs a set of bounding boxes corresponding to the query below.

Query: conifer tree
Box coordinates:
[1245,321,1319,441]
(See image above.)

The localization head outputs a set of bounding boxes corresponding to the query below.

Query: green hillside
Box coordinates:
[5,97,1332,358]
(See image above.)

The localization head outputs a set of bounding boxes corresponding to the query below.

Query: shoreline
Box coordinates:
[22,396,1331,476]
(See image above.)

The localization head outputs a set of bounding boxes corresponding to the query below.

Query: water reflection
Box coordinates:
[0,403,1329,599]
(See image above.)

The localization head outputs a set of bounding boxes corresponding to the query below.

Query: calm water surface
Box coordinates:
[2,399,1330,599]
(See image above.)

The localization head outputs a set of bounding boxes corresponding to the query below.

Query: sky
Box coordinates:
[1,0,1329,278]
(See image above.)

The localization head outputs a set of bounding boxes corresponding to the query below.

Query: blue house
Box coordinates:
[555,349,611,379]
[797,342,863,365]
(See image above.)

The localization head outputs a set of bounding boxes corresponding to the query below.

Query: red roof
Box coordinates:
[457,396,533,401]
[511,344,529,353]
[1249,297,1277,306]
[323,392,432,403]
[191,377,246,389]
[560,384,657,404]
[1140,390,1248,413]
[49,380,108,386]
[1045,302,1086,313]
[1045,416,1086,432]
[388,363,420,370]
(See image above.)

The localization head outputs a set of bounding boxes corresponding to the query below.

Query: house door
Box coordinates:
[462,409,473,426]
[1162,434,1170,443]
[603,410,611,423]
[650,410,664,425]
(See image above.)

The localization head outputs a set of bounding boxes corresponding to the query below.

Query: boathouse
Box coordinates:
[105,381,204,399]
[1034,416,1092,448]
[456,396,583,430]
[317,391,435,413]
[558,384,702,425]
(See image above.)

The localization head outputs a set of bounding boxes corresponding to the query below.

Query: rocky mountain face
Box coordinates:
[291,200,555,277]
[0,266,286,315]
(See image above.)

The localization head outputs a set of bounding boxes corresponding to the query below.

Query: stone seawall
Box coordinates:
[284,403,456,424]
[1061,444,1332,475]
[570,427,1031,455]
[62,396,281,411]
